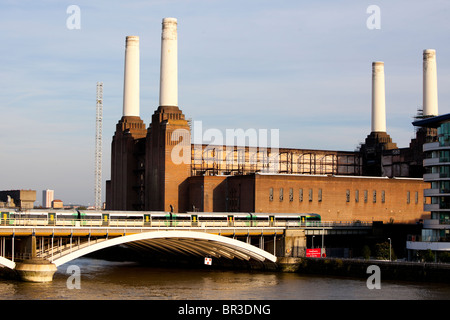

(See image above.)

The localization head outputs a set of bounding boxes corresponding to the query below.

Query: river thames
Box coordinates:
[1,257,450,300]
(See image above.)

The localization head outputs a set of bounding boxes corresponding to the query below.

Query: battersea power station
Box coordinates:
[106,18,439,224]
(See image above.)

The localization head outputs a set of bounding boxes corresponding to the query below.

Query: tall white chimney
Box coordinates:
[423,49,438,117]
[123,35,140,117]
[371,61,386,133]
[159,17,178,107]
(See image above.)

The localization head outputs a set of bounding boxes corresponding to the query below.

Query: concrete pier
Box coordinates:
[13,236,57,282]
[283,229,306,258]
[15,258,57,282]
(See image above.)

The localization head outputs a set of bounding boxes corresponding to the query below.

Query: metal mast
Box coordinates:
[95,82,103,210]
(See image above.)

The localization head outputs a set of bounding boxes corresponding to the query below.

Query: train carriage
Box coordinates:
[1,211,14,225]
[4,209,320,228]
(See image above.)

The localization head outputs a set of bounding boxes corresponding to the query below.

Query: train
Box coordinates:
[1,210,321,228]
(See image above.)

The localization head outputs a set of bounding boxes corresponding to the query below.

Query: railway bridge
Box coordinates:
[0,210,372,282]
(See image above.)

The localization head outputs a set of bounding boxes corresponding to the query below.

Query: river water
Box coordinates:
[1,257,450,301]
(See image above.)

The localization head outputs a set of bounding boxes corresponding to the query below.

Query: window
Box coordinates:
[415,191,419,204]
[289,188,294,202]
[346,189,350,202]
[364,190,368,203]
[373,190,377,203]
[355,189,359,203]
[440,150,450,162]
[439,122,450,147]
[407,191,410,204]
[299,189,303,202]
[279,188,284,201]
[269,188,273,202]
[318,189,322,202]
[309,189,313,202]
[381,190,385,203]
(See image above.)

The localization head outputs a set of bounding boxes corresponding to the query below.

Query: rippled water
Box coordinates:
[1,258,450,300]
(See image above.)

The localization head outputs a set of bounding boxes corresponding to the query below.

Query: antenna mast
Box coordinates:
[95,82,103,210]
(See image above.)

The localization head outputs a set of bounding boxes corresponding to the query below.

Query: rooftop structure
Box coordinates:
[0,190,36,209]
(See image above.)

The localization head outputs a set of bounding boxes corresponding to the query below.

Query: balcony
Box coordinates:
[423,158,440,167]
[423,158,450,167]
[424,188,438,197]
[423,142,440,152]
[423,219,450,229]
[424,173,450,181]
[407,240,450,251]
[424,188,450,197]
[423,173,439,181]
[424,203,439,211]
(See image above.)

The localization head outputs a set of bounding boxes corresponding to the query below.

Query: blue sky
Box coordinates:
[1,0,449,206]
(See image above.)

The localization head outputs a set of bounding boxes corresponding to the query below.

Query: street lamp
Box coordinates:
[312,235,315,249]
[388,238,392,261]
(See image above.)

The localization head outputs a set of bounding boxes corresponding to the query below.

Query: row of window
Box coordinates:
[346,189,386,203]
[269,188,322,202]
[268,188,420,204]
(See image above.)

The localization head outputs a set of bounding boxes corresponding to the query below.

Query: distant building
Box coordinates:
[0,190,36,209]
[42,189,54,208]
[52,199,63,209]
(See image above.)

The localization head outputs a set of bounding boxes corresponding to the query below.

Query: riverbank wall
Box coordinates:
[277,257,450,283]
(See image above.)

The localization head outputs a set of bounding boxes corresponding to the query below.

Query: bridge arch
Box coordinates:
[52,230,277,267]
[0,256,15,270]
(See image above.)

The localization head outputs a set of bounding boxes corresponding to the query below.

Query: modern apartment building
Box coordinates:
[408,114,450,255]
[42,189,54,209]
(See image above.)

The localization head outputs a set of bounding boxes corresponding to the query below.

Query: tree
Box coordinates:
[362,245,371,260]
[421,249,435,262]
[375,241,396,261]
[438,251,450,263]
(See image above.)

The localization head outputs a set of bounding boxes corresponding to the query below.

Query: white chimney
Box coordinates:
[423,49,438,117]
[123,35,140,117]
[371,61,386,133]
[159,17,178,107]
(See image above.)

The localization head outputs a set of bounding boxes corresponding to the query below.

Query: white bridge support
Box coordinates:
[51,230,277,267]
[0,256,15,269]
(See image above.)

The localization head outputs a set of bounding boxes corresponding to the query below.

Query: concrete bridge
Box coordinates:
[0,213,372,282]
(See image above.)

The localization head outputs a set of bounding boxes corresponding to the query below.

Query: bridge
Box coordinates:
[0,211,372,282]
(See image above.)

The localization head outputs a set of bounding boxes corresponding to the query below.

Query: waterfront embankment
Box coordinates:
[277,257,450,283]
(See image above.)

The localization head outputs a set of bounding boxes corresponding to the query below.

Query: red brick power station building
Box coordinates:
[106,18,437,224]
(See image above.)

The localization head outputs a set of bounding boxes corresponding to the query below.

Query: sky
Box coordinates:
[1,0,450,206]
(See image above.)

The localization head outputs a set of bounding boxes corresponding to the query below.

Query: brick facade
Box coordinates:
[107,111,430,223]
[189,174,430,223]
[145,106,191,213]
[108,116,146,211]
